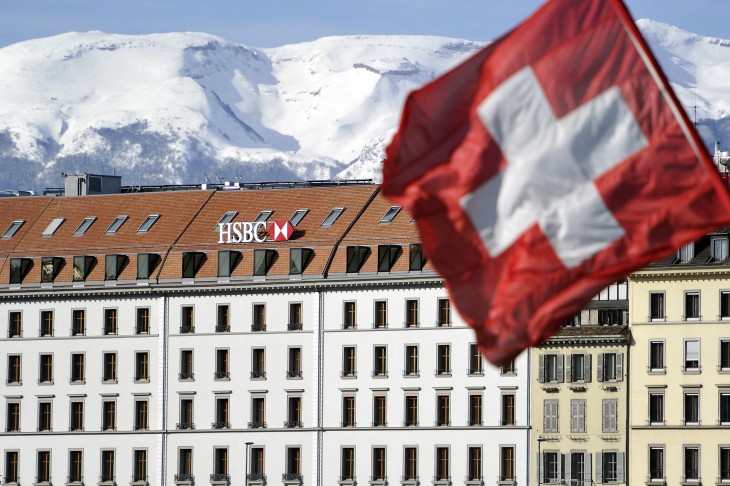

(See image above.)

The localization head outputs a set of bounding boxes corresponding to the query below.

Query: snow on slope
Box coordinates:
[0,23,728,192]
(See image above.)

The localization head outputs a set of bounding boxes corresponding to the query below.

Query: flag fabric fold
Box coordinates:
[381,0,730,365]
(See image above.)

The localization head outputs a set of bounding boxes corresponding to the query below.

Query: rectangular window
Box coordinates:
[650,292,665,320]
[544,400,559,433]
[342,396,356,427]
[569,353,589,382]
[649,447,664,481]
[72,309,85,336]
[540,354,563,383]
[250,447,265,479]
[133,449,147,482]
[104,308,118,335]
[217,250,241,277]
[69,450,83,482]
[178,448,193,476]
[684,447,700,481]
[721,393,730,424]
[437,298,451,326]
[500,446,515,481]
[684,392,700,424]
[37,450,51,482]
[285,447,302,478]
[373,346,387,377]
[684,340,701,371]
[598,308,626,325]
[502,394,516,426]
[501,359,516,375]
[216,304,230,332]
[720,447,730,482]
[178,398,194,429]
[41,256,63,283]
[40,310,54,337]
[102,352,117,382]
[8,311,21,337]
[721,340,730,370]
[714,237,729,261]
[437,344,451,375]
[341,447,355,481]
[105,254,125,280]
[649,393,664,424]
[598,352,623,382]
[570,452,587,485]
[7,354,21,384]
[373,396,387,427]
[42,218,65,237]
[405,345,419,376]
[136,307,150,334]
[723,291,730,320]
[468,394,482,426]
[72,255,94,281]
[288,302,302,331]
[435,447,450,480]
[409,243,425,271]
[102,400,116,431]
[377,245,399,272]
[289,248,313,275]
[214,448,228,476]
[468,344,483,375]
[649,341,665,371]
[6,402,20,432]
[71,353,86,383]
[137,253,159,279]
[180,306,194,333]
[135,399,149,430]
[346,246,368,273]
[38,401,52,431]
[603,399,618,432]
[181,252,205,278]
[342,346,356,377]
[404,447,418,480]
[678,243,695,262]
[543,451,561,483]
[101,450,115,482]
[405,299,419,327]
[214,397,230,429]
[3,451,18,482]
[135,351,149,382]
[288,347,302,378]
[685,291,701,320]
[374,301,387,328]
[343,301,356,329]
[70,401,84,431]
[287,396,302,428]
[468,446,482,481]
[2,220,24,238]
[179,350,194,380]
[250,396,266,428]
[39,354,53,384]
[251,348,266,379]
[215,349,230,379]
[571,399,586,432]
[253,249,276,276]
[404,395,418,426]
[435,395,450,427]
[252,303,266,331]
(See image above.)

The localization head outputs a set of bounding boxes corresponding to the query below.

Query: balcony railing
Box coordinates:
[340,371,357,378]
[215,324,230,333]
[250,370,266,379]
[286,370,302,378]
[251,324,266,332]
[130,475,149,485]
[174,473,194,482]
[214,371,230,380]
[282,473,303,483]
[39,327,54,337]
[210,473,230,482]
[340,421,356,427]
[135,326,149,335]
[7,329,22,338]
[285,420,303,428]
[179,372,194,380]
[247,473,267,482]
[211,421,230,429]
[67,475,84,484]
[288,322,303,331]
[248,421,267,429]
[99,474,116,484]
[180,326,195,334]
[176,422,195,430]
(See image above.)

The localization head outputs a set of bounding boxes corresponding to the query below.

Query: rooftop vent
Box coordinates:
[63,172,122,196]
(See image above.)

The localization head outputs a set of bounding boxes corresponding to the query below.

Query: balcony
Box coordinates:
[210,473,230,485]
[179,372,195,381]
[250,371,267,379]
[211,421,230,429]
[248,421,267,429]
[247,473,267,484]
[251,324,266,332]
[214,325,230,333]
[285,420,303,428]
[286,370,302,378]
[176,422,195,430]
[130,476,149,486]
[282,473,303,484]
[174,474,194,485]
[288,322,303,331]
[180,326,195,334]
[214,371,230,380]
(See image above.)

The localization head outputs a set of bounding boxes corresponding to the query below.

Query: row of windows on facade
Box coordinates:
[647,338,730,373]
[538,352,624,384]
[541,399,619,433]
[646,445,730,483]
[646,389,730,426]
[4,307,152,338]
[648,290,730,321]
[538,451,625,484]
[6,242,427,285]
[339,391,517,427]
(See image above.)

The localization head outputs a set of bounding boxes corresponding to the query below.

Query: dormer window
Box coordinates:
[105,254,128,281]
[290,248,314,275]
[137,214,159,233]
[106,216,128,234]
[9,258,32,284]
[253,249,276,276]
[322,208,344,227]
[216,211,238,231]
[2,220,24,238]
[409,244,426,271]
[42,218,65,236]
[713,237,729,262]
[377,245,401,272]
[346,246,369,273]
[72,255,96,282]
[255,211,273,223]
[379,206,401,224]
[41,257,64,283]
[218,250,242,277]
[137,253,160,280]
[289,209,309,227]
[73,217,96,236]
[182,252,206,278]
[677,243,694,263]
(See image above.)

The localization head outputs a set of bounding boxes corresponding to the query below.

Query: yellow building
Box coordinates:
[531,323,629,486]
[629,232,730,485]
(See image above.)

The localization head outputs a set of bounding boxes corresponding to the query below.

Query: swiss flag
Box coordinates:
[382,0,730,365]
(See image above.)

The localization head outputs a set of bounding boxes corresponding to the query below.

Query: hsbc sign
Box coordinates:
[218,221,294,243]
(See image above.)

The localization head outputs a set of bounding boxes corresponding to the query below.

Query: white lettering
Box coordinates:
[241,222,253,242]
[218,223,232,244]
[231,222,242,243]
[253,222,267,243]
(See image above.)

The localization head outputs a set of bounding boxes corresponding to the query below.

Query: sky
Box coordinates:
[0,0,728,49]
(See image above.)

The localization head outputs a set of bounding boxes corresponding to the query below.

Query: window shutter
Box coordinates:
[595,453,603,484]
[557,453,563,481]
[602,401,609,432]
[610,401,617,432]
[564,452,572,482]
[571,401,578,432]
[578,401,586,432]
[616,453,624,483]
[584,453,592,483]
[539,354,545,383]
[557,354,564,383]
[584,354,592,383]
[616,354,624,382]
[538,452,543,484]
[566,354,572,383]
[555,401,559,432]
[544,401,550,431]
[597,354,604,382]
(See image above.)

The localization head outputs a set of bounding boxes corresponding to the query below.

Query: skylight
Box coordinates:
[137,214,160,233]
[379,206,401,224]
[42,218,65,236]
[106,215,128,234]
[215,211,238,231]
[254,210,273,223]
[73,217,97,236]
[322,208,344,227]
[289,209,309,226]
[2,220,24,238]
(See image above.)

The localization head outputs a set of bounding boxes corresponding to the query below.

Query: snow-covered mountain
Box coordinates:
[0,21,728,192]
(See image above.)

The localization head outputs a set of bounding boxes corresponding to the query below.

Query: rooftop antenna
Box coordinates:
[203,172,213,184]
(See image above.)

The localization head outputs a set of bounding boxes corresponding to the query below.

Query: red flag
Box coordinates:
[382,0,730,365]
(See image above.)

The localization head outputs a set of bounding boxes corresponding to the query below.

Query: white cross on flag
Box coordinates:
[382,0,730,365]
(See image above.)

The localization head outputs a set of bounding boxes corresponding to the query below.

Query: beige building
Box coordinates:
[531,321,629,486]
[629,230,730,485]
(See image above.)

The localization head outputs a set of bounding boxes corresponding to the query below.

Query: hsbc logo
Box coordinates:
[218,220,294,244]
